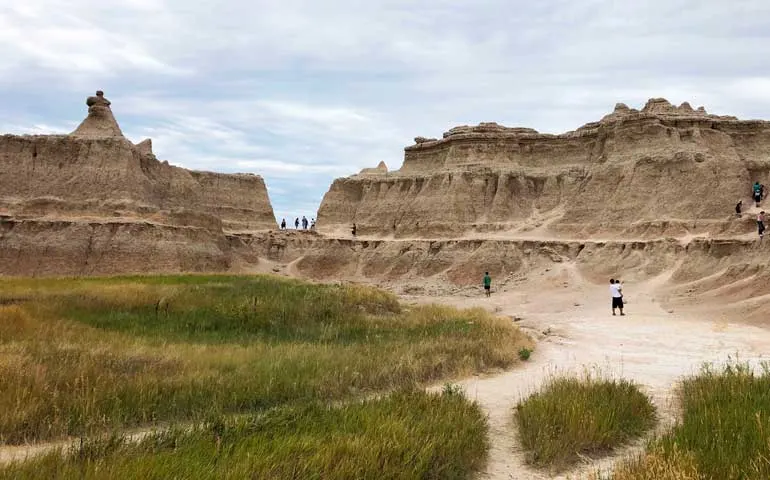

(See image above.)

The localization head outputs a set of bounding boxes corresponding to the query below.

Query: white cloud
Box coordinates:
[2,0,770,218]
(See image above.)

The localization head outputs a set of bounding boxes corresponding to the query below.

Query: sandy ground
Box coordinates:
[419,262,770,479]
[2,262,769,479]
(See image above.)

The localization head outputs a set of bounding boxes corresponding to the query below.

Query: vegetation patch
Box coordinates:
[605,362,770,480]
[0,389,488,480]
[0,275,531,444]
[515,375,656,471]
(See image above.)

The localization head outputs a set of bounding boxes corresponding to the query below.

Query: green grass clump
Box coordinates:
[515,375,656,471]
[0,275,531,444]
[607,362,770,480]
[0,389,488,480]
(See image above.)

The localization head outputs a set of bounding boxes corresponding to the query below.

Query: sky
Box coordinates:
[2,0,770,223]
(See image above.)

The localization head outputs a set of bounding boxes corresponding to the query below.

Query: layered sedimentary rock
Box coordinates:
[318,99,770,238]
[0,91,276,275]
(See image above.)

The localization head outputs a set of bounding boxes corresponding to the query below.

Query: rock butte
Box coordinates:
[317,97,770,238]
[0,91,276,274]
[2,94,770,323]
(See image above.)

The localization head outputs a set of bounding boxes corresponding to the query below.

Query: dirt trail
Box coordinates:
[424,263,770,479]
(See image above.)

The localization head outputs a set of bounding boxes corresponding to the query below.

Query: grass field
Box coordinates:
[606,362,770,480]
[0,274,530,454]
[515,375,656,472]
[0,389,487,480]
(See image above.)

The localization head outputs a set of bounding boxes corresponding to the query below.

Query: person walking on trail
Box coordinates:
[351,223,357,237]
[280,218,286,229]
[483,272,492,298]
[736,200,743,218]
[610,279,624,316]
[758,211,766,241]
[302,216,308,230]
[295,218,300,229]
[753,182,762,207]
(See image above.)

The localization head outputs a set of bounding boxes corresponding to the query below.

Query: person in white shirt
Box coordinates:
[610,279,624,316]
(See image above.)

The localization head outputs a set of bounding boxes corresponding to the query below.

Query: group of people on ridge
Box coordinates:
[737,181,767,241]
[280,216,315,230]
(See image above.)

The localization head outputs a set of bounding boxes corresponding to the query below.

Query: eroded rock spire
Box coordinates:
[70,90,124,138]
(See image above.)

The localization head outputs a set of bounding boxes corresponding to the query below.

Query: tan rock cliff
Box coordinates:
[317,98,770,238]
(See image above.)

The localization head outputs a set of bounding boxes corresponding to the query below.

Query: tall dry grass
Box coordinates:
[515,374,656,471]
[607,362,770,480]
[0,275,531,444]
[0,389,488,479]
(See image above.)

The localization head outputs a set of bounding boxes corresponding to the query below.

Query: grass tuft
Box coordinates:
[515,374,656,471]
[608,361,770,480]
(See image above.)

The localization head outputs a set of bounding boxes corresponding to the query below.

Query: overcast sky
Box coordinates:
[2,0,770,222]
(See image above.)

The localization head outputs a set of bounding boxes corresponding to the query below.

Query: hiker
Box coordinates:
[310,218,316,230]
[610,279,624,316]
[736,200,743,218]
[753,182,762,207]
[758,211,766,241]
[351,223,357,237]
[302,216,308,230]
[280,218,286,229]
[295,218,299,229]
[483,272,491,298]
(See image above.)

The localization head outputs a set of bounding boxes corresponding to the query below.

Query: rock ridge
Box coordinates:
[317,97,770,238]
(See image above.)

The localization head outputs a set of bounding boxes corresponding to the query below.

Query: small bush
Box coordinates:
[518,347,532,361]
[515,375,656,471]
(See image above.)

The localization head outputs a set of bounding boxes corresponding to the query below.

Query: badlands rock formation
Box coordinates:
[0,91,276,275]
[318,98,770,238]
[5,94,770,326]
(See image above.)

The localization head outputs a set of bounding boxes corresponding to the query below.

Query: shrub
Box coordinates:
[515,375,656,471]
[518,347,532,361]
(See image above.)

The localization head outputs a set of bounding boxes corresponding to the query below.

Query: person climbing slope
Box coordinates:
[610,279,624,316]
[758,211,766,241]
[483,272,492,298]
[754,182,762,207]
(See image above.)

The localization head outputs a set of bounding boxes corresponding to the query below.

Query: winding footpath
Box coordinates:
[427,264,770,479]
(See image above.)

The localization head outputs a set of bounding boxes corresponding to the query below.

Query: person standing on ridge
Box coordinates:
[295,218,300,229]
[758,211,766,241]
[610,279,624,316]
[483,272,492,298]
[736,200,743,218]
[280,218,286,229]
[302,216,308,230]
[753,182,762,207]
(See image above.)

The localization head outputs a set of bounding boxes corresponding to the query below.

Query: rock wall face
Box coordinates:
[0,135,276,231]
[0,91,277,276]
[317,99,770,238]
